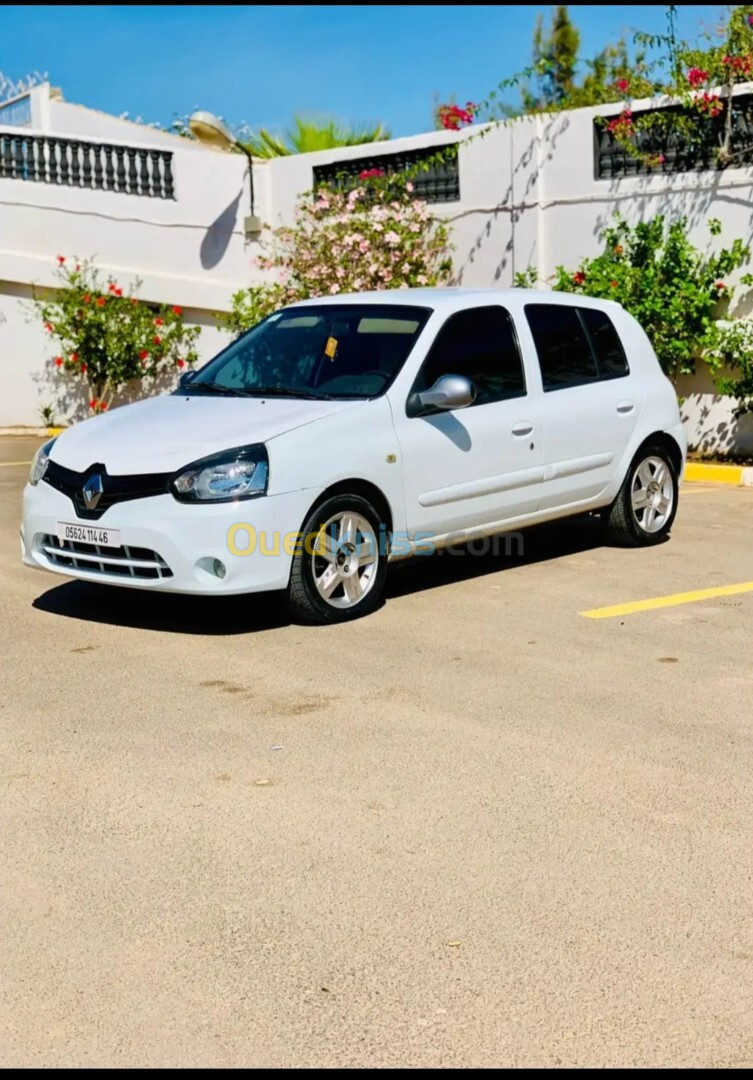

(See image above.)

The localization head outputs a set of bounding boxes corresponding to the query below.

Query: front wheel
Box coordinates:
[287,494,389,624]
[603,445,679,547]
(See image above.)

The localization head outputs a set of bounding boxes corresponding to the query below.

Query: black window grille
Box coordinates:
[313,144,460,203]
[595,93,753,179]
[0,131,175,198]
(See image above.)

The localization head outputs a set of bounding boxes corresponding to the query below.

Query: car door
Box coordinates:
[521,302,642,511]
[389,304,544,543]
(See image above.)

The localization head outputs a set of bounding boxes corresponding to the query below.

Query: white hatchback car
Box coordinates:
[22,288,686,623]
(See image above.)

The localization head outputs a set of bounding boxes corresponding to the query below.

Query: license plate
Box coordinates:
[56,522,121,548]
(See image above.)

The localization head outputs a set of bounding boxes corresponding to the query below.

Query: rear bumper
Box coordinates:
[21,479,320,595]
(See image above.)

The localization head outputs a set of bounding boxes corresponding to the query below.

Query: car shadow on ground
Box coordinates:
[32,514,611,635]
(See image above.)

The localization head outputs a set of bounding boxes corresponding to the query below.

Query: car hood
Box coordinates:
[50,393,359,474]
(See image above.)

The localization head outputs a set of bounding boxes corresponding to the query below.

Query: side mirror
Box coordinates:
[178,369,196,389]
[417,374,476,411]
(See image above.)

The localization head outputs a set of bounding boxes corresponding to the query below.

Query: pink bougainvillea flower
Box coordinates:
[572,270,586,286]
[687,67,709,88]
[615,78,630,93]
[358,168,385,180]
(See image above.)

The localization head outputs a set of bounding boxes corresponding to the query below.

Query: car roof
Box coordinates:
[288,287,623,314]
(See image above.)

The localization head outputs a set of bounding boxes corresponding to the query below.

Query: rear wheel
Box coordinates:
[287,494,388,624]
[603,445,678,547]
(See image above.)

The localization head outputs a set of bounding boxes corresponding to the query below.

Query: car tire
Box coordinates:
[287,493,389,624]
[603,444,679,547]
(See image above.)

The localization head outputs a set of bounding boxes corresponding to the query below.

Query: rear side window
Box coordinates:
[412,305,526,408]
[524,304,598,391]
[579,307,629,378]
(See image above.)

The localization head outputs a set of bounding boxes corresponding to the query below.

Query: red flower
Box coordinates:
[131,298,138,305]
[610,280,618,288]
[80,363,87,373]
[89,398,97,409]
[114,287,122,297]
[687,67,709,88]
[176,358,185,368]
[153,336,162,345]
[56,255,65,264]
[715,281,726,290]
[139,349,149,360]
[438,102,475,130]
[154,317,164,326]
[100,402,108,411]
[358,168,385,180]
[75,264,80,272]
[572,270,586,286]
[82,294,91,303]
[44,322,53,333]
[71,352,79,362]
[172,305,182,315]
[615,78,630,93]
[96,297,106,306]
[54,357,63,367]
[749,14,753,27]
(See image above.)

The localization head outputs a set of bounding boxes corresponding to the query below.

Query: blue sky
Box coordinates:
[1,5,729,138]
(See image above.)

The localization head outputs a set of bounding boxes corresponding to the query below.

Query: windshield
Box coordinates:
[182,304,432,400]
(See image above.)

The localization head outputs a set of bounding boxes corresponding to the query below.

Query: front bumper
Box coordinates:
[21,479,320,595]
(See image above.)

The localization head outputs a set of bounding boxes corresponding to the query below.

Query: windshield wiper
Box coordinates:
[186,381,250,397]
[243,386,337,401]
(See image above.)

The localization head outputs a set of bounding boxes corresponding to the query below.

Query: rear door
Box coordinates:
[522,302,642,511]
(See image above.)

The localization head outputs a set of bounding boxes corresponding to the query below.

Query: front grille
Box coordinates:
[41,534,173,580]
[43,460,172,520]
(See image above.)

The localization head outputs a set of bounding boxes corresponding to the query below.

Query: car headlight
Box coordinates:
[170,444,269,503]
[29,437,57,486]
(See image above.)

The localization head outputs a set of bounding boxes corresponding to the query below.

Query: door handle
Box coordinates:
[616,401,635,414]
[511,422,534,437]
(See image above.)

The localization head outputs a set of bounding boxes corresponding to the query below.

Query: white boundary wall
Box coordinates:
[2,82,753,450]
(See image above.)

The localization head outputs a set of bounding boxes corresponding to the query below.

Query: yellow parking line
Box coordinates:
[0,460,31,468]
[581,581,753,619]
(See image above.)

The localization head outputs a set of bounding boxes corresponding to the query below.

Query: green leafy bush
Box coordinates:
[32,257,200,415]
[516,215,753,392]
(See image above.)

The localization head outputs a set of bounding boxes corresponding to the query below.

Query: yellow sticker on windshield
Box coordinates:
[325,336,338,360]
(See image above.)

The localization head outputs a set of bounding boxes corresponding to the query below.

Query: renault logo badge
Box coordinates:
[82,473,104,510]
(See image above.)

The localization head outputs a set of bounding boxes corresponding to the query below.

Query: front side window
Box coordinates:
[524,304,599,391]
[409,305,526,413]
[183,304,431,400]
